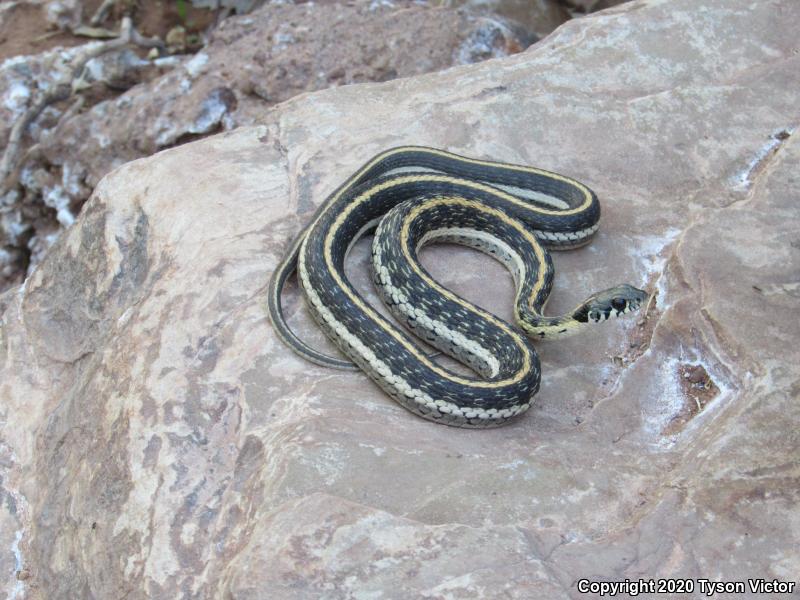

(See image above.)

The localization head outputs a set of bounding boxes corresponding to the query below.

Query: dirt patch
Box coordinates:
[662,363,720,436]
[128,0,217,46]
[0,0,97,61]
[0,0,217,63]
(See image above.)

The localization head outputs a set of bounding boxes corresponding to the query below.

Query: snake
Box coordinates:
[267,147,648,428]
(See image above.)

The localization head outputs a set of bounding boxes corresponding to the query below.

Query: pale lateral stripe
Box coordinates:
[380,166,444,177]
[298,254,525,421]
[536,222,599,242]
[489,183,571,209]
[415,226,538,341]
[323,178,536,387]
[383,168,573,210]
[374,236,502,378]
[416,227,527,288]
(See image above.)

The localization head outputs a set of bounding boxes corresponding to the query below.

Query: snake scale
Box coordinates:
[267,147,647,428]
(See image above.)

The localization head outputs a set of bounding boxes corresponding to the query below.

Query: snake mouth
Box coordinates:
[575,284,649,323]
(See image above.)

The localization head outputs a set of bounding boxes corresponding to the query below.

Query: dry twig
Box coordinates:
[90,0,120,26]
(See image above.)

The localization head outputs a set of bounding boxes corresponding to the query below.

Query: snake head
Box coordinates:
[574,284,648,323]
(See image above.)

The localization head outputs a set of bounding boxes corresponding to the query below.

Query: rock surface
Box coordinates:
[556,0,629,15]
[446,0,570,38]
[2,0,800,597]
[0,0,531,292]
[37,1,529,182]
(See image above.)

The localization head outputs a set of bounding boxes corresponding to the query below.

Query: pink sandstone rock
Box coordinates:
[1,0,798,597]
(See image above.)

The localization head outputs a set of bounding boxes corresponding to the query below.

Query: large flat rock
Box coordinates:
[1,0,799,597]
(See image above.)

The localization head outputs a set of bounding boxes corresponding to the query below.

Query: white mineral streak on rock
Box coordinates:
[640,356,688,448]
[630,226,682,310]
[1,1,800,598]
[730,127,795,191]
[8,530,24,600]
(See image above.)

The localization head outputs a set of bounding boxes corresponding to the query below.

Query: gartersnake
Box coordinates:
[267,147,647,428]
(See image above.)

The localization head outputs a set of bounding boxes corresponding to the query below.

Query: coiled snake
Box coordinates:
[267,147,647,428]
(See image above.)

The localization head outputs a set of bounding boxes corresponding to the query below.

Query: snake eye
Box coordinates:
[611,298,627,311]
